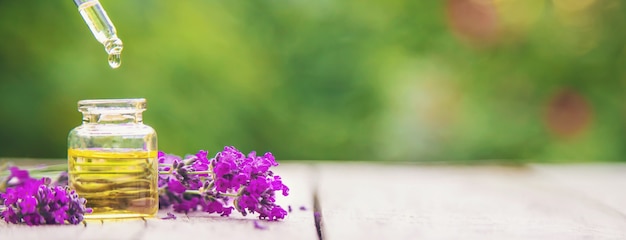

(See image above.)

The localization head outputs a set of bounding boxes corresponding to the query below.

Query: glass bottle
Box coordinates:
[68,98,158,219]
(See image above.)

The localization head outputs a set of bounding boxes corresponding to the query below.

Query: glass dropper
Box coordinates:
[74,0,123,69]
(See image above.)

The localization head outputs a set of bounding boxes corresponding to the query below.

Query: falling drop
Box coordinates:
[104,38,123,69]
[108,53,121,69]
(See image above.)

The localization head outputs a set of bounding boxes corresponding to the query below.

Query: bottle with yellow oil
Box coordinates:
[68,98,158,219]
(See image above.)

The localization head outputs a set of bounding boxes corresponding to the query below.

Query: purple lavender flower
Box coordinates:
[158,152,182,188]
[253,220,268,230]
[7,167,30,184]
[157,151,207,212]
[161,212,177,220]
[193,150,210,176]
[167,179,187,194]
[157,146,290,221]
[211,147,289,220]
[172,196,200,214]
[0,167,91,225]
[1,207,17,223]
[19,196,37,214]
[314,211,321,221]
[52,171,68,187]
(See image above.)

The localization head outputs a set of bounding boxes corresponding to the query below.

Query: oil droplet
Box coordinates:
[104,37,123,69]
[108,53,121,69]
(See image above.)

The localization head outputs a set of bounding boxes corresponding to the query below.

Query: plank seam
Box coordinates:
[313,189,324,240]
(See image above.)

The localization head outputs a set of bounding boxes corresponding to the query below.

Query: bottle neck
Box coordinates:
[82,112,143,124]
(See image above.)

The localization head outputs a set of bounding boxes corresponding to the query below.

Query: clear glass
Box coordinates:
[68,98,158,219]
[75,0,123,68]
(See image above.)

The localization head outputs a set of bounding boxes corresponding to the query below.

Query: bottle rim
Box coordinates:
[78,98,146,113]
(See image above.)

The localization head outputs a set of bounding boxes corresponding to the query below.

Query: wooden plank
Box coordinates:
[316,163,626,240]
[0,222,85,240]
[531,163,626,216]
[0,163,317,240]
[78,219,147,240]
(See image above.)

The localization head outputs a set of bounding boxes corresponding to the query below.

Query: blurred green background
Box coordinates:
[0,0,625,162]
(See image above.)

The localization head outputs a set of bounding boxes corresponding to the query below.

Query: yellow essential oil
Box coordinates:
[68,149,158,219]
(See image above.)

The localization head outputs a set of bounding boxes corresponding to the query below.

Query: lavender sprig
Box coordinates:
[0,167,91,225]
[158,146,290,221]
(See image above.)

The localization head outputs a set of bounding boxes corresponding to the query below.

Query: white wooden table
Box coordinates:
[1,162,626,240]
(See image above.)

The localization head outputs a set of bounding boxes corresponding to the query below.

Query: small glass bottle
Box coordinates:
[68,98,158,219]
